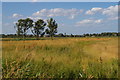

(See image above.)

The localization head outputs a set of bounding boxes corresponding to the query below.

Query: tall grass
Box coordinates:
[2,37,118,78]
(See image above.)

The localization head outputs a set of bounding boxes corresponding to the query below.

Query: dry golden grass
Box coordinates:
[2,37,118,78]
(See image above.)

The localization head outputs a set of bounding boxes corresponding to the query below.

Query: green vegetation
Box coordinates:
[14,18,58,40]
[2,37,118,78]
[45,18,58,39]
[15,18,33,39]
[31,19,46,40]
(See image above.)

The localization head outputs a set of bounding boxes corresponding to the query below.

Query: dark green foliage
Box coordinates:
[15,18,33,38]
[14,18,58,40]
[45,18,58,39]
[31,19,46,40]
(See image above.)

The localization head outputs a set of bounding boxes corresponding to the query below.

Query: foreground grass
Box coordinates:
[2,37,118,78]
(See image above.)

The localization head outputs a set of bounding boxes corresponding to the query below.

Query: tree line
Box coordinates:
[14,18,57,40]
[1,32,119,38]
[1,18,120,39]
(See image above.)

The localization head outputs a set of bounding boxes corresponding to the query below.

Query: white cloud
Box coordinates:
[85,5,118,21]
[27,16,42,21]
[102,5,118,17]
[77,19,93,24]
[33,8,83,19]
[95,19,102,23]
[86,5,118,17]
[102,5,119,21]
[76,19,102,26]
[86,7,103,15]
[12,13,22,18]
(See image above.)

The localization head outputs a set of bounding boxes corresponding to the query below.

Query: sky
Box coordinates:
[1,0,120,2]
[2,2,119,35]
[0,1,2,34]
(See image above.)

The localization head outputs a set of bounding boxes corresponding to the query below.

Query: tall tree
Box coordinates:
[31,19,46,40]
[15,22,23,37]
[23,18,33,38]
[45,18,58,39]
[15,18,33,39]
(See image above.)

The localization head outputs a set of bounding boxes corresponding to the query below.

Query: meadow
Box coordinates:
[2,37,118,79]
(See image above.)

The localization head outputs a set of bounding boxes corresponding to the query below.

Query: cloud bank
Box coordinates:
[32,8,83,19]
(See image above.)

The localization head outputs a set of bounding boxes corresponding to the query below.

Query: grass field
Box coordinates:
[2,37,118,78]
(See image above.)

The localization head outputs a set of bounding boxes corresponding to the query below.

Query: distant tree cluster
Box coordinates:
[14,18,58,39]
[55,32,120,37]
[1,32,120,38]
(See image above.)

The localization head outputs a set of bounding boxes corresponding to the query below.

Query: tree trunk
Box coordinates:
[23,33,26,40]
[36,35,39,40]
[23,29,26,40]
[51,35,53,40]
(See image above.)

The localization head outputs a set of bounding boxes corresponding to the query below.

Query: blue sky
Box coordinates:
[2,2,118,35]
[1,0,120,2]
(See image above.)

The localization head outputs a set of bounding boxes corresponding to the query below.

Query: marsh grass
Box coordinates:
[2,37,118,78]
